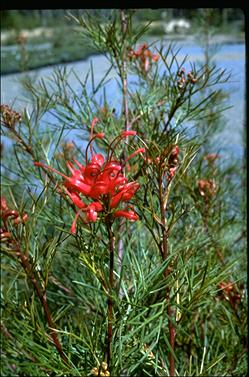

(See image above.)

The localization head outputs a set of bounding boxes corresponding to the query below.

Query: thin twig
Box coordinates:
[158,169,175,377]
[120,9,130,134]
[106,219,115,368]
[117,9,129,275]
[7,239,69,366]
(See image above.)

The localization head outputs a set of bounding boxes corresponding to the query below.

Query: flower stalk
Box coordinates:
[0,197,68,366]
[19,251,69,366]
[158,169,175,377]
[118,9,129,276]
[120,9,129,134]
[106,218,115,367]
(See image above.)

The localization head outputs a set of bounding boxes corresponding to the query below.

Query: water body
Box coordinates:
[1,39,245,161]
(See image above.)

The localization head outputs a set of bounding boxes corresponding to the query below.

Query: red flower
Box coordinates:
[218,281,242,310]
[168,145,180,181]
[35,126,144,233]
[125,148,145,162]
[110,182,140,209]
[121,130,137,137]
[128,43,159,73]
[198,179,216,198]
[171,146,180,157]
[1,196,8,211]
[168,167,177,180]
[86,201,103,222]
[66,190,87,209]
[113,209,139,221]
[0,196,28,242]
[152,54,159,62]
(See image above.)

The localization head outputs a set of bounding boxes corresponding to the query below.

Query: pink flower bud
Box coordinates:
[126,148,145,162]
[91,117,99,127]
[171,146,180,156]
[121,131,137,137]
[152,54,159,62]
[95,132,105,139]
[1,197,8,211]
[71,212,81,234]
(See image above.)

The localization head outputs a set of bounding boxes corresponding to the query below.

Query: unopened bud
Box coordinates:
[101,362,108,371]
[95,132,105,139]
[91,367,99,376]
[121,130,137,137]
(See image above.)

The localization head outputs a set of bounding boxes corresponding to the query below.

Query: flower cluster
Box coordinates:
[204,153,220,163]
[218,281,242,310]
[128,43,159,73]
[1,196,28,242]
[167,145,180,181]
[197,179,217,199]
[91,362,110,377]
[55,141,76,161]
[35,125,145,234]
[0,104,22,129]
[146,144,180,182]
[177,67,197,90]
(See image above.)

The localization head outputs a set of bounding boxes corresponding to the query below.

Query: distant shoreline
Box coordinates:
[0,51,101,77]
[1,33,245,77]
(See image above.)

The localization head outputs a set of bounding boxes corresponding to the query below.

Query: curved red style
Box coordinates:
[35,126,144,233]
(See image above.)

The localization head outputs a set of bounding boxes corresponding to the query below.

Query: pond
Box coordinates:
[1,38,246,162]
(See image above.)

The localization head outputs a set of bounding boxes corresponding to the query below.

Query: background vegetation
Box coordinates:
[0,9,245,74]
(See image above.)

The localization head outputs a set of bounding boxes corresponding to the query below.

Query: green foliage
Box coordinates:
[1,9,247,377]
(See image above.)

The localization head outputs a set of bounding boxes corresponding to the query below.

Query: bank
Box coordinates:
[0,25,245,76]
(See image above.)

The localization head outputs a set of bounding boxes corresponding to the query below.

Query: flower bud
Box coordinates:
[121,130,137,137]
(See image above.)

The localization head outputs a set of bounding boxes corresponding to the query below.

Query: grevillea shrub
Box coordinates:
[1,9,247,377]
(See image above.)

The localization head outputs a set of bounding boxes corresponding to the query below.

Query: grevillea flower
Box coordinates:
[197,179,216,198]
[144,144,180,182]
[204,153,220,163]
[167,145,180,181]
[177,68,197,89]
[0,104,22,129]
[113,209,139,221]
[128,43,159,73]
[218,281,242,310]
[1,196,28,242]
[35,123,144,233]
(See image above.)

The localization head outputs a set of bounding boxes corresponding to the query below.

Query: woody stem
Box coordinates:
[16,248,68,365]
[118,9,129,275]
[120,9,129,134]
[158,171,175,377]
[106,220,115,368]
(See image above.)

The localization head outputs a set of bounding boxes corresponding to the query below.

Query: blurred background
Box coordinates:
[1,9,246,161]
[0,9,245,74]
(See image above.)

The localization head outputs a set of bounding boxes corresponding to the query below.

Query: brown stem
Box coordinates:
[120,9,129,134]
[167,305,175,376]
[15,246,69,365]
[117,218,125,276]
[117,9,129,274]
[106,220,115,368]
[158,170,175,377]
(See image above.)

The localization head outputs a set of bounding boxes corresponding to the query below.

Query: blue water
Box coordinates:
[1,40,245,162]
